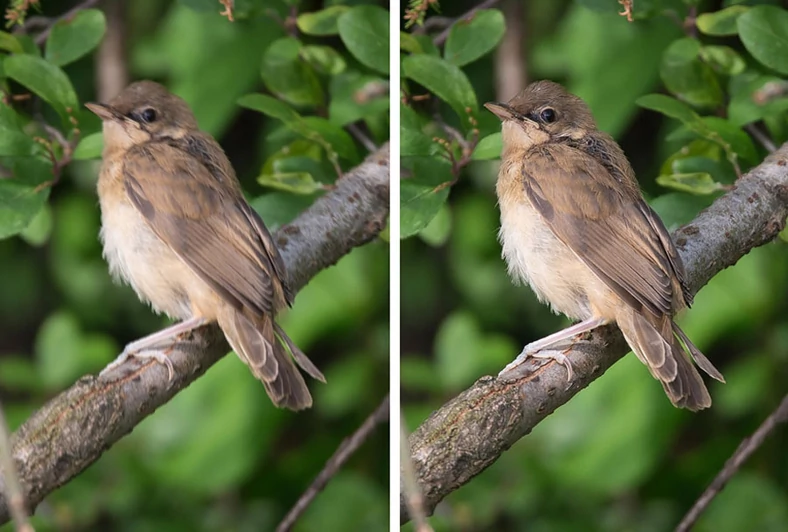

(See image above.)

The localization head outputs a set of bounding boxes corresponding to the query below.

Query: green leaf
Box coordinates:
[701,116,758,164]
[0,124,41,157]
[472,132,502,160]
[72,132,103,160]
[401,159,455,241]
[401,180,450,239]
[44,9,106,67]
[239,94,356,162]
[296,6,349,36]
[250,192,317,230]
[237,93,300,122]
[300,116,358,161]
[328,72,389,126]
[19,202,52,246]
[738,6,788,75]
[699,45,745,76]
[301,45,346,75]
[727,73,788,127]
[636,93,701,124]
[0,180,49,239]
[444,9,505,67]
[400,31,424,54]
[402,54,478,125]
[260,37,323,107]
[258,172,324,195]
[4,54,79,120]
[697,5,749,36]
[418,202,452,247]
[656,172,724,195]
[0,31,24,53]
[660,37,723,108]
[338,5,389,75]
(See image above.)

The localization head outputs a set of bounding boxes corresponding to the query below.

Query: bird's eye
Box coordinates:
[539,108,556,123]
[139,108,157,123]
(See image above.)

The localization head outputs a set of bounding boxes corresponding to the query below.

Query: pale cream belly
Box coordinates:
[498,198,615,321]
[99,196,214,320]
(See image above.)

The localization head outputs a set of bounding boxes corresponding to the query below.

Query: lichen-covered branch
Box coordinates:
[401,144,788,523]
[0,144,390,524]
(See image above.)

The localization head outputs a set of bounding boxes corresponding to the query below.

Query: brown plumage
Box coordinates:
[87,81,324,410]
[487,80,724,411]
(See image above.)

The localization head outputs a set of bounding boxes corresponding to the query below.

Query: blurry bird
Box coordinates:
[86,81,324,410]
[486,80,724,410]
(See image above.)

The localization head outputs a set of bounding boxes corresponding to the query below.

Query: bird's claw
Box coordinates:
[99,348,175,382]
[499,346,575,382]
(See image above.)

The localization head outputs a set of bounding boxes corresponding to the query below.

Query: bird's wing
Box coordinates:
[122,141,287,316]
[521,143,686,317]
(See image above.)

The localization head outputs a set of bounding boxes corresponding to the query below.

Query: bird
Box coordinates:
[485,80,724,411]
[86,80,324,410]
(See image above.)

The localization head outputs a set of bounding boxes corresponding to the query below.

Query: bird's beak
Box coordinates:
[85,102,124,122]
[484,102,517,121]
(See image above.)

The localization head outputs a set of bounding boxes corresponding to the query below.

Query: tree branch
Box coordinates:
[676,393,788,532]
[0,144,390,525]
[276,394,390,532]
[400,143,788,523]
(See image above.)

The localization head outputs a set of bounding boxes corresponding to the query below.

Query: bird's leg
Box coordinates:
[100,317,208,380]
[499,317,608,381]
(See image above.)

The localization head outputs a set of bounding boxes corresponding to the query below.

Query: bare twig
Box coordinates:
[33,122,79,192]
[0,401,33,532]
[400,143,788,523]
[745,123,777,153]
[347,123,378,153]
[32,0,100,46]
[432,0,501,47]
[676,394,788,532]
[276,395,390,532]
[0,145,390,524]
[400,418,433,532]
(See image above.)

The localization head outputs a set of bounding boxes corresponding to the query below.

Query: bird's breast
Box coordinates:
[97,163,207,320]
[496,161,603,321]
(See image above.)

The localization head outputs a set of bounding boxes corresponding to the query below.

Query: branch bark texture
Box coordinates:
[401,144,788,523]
[0,145,390,524]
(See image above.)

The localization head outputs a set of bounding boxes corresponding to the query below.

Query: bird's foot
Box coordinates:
[100,346,175,381]
[499,344,575,382]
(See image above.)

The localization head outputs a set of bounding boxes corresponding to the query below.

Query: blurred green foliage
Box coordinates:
[401,0,788,530]
[0,0,389,530]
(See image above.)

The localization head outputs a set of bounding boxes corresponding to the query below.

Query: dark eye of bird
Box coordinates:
[139,108,157,123]
[540,108,556,124]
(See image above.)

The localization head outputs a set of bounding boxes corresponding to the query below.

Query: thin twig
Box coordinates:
[276,395,390,532]
[400,418,433,532]
[676,394,788,532]
[745,123,777,153]
[33,0,100,46]
[432,0,501,46]
[347,123,378,153]
[0,401,33,532]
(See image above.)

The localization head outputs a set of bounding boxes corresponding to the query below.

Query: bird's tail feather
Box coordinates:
[618,308,722,411]
[219,308,324,411]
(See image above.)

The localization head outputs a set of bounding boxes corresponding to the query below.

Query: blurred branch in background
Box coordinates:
[277,394,390,532]
[0,400,32,532]
[96,0,128,101]
[0,144,390,526]
[494,0,526,102]
[677,393,788,532]
[401,142,788,524]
